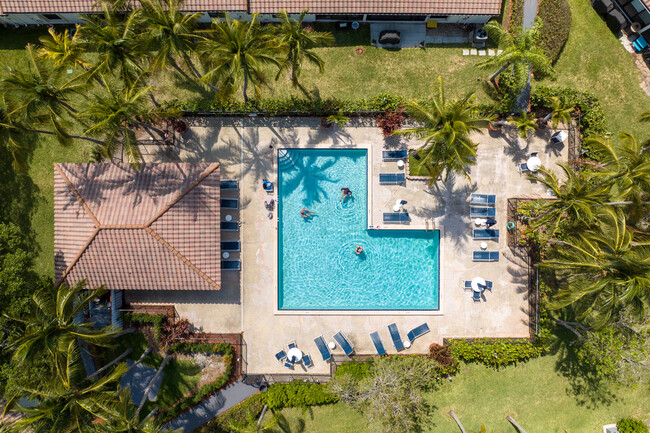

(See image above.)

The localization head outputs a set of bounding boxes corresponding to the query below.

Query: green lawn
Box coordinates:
[266,354,650,433]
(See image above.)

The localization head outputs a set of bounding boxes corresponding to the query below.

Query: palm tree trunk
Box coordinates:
[243,69,249,103]
[448,411,466,433]
[180,50,220,92]
[135,354,171,419]
[489,61,511,85]
[542,111,553,125]
[26,128,105,145]
[88,347,133,379]
[506,416,529,433]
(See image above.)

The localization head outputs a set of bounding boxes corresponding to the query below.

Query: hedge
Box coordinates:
[446,338,544,368]
[197,393,266,433]
[157,342,235,424]
[538,0,572,61]
[262,382,338,410]
[335,360,374,380]
[509,0,525,31]
[121,312,165,342]
[618,418,649,433]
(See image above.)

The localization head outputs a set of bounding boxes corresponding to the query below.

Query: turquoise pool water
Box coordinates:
[278,149,439,310]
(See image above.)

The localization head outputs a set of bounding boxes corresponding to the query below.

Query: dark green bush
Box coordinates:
[446,338,544,368]
[618,418,649,433]
[121,312,165,342]
[509,0,526,31]
[537,0,572,61]
[335,360,374,380]
[197,393,265,433]
[262,382,338,410]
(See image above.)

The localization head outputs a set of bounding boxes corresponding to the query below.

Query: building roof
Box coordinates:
[0,0,500,16]
[54,162,222,291]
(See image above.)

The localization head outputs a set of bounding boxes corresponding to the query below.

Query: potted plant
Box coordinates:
[509,111,537,139]
[539,96,574,129]
[171,118,188,134]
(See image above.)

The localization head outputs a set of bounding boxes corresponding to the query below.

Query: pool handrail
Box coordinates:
[370,331,387,356]
[333,331,355,356]
[388,323,405,351]
[407,323,430,342]
[313,336,331,361]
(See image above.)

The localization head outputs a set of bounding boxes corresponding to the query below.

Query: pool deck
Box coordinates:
[139,117,569,376]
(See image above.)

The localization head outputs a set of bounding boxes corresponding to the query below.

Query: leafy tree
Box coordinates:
[198,14,281,101]
[275,9,333,96]
[540,96,574,128]
[325,110,349,129]
[95,388,175,433]
[509,110,537,138]
[394,76,490,183]
[0,102,32,170]
[37,26,92,72]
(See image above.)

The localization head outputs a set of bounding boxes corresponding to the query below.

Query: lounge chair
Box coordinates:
[379,173,406,184]
[220,198,239,209]
[333,331,355,356]
[220,179,239,190]
[473,229,499,240]
[221,260,241,270]
[220,221,239,231]
[382,149,408,160]
[275,349,286,362]
[388,323,405,351]
[470,194,496,206]
[302,353,313,368]
[221,241,240,251]
[472,291,482,302]
[407,323,430,342]
[470,207,496,218]
[313,336,331,362]
[288,340,296,349]
[518,162,530,174]
[472,251,500,262]
[529,152,538,158]
[284,360,294,369]
[369,331,386,356]
[383,212,410,223]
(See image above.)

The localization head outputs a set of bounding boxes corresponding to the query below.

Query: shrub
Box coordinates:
[509,0,526,31]
[618,418,649,433]
[537,0,572,61]
[335,360,374,380]
[160,318,192,348]
[446,338,544,368]
[262,382,338,410]
[121,312,165,342]
[429,344,458,372]
[377,110,404,137]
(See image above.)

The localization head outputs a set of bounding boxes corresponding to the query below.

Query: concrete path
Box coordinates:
[120,359,162,403]
[516,0,539,112]
[164,381,259,433]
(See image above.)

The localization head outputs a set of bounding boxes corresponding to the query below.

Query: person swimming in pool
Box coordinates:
[300,208,316,218]
[355,245,364,255]
[340,187,352,202]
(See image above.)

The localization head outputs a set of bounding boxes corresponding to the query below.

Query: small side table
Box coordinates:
[328,341,336,350]
[403,340,411,349]
[480,242,488,250]
[397,160,405,169]
[223,252,230,259]
[225,214,233,222]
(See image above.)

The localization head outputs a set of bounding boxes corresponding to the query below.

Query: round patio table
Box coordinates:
[225,214,233,222]
[527,156,542,172]
[471,277,487,293]
[223,252,230,259]
[287,347,302,363]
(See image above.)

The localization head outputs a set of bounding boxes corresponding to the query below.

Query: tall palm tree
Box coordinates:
[393,76,490,183]
[540,96,574,128]
[0,101,31,170]
[541,207,650,328]
[198,14,281,101]
[275,9,333,96]
[37,26,92,71]
[509,110,537,138]
[478,19,554,88]
[96,388,174,433]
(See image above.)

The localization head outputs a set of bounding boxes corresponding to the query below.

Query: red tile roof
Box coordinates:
[249,0,501,15]
[54,162,222,291]
[0,0,247,14]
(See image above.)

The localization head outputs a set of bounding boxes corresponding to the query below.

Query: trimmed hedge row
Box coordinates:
[618,418,649,433]
[446,338,544,368]
[197,393,266,433]
[509,0,526,30]
[538,0,572,61]
[121,312,165,342]
[262,382,338,410]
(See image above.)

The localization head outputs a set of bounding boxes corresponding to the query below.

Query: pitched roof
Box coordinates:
[0,0,247,14]
[248,0,502,15]
[54,162,222,291]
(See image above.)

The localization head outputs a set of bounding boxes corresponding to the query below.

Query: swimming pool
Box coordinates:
[278,148,440,311]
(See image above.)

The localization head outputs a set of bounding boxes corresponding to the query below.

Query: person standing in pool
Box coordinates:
[340,187,352,202]
[300,208,316,218]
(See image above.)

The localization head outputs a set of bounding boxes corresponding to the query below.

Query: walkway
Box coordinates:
[515,0,539,111]
[164,381,259,433]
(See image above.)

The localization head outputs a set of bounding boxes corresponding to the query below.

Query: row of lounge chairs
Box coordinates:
[382,149,408,160]
[473,229,499,240]
[219,179,241,270]
[379,173,406,184]
[470,193,499,261]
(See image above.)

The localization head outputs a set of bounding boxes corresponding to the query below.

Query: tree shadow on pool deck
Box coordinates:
[281,155,338,207]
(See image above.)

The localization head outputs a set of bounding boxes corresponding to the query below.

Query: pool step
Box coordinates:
[277,149,298,169]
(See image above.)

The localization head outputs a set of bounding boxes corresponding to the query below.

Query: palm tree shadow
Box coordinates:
[281,152,337,207]
[501,127,530,164]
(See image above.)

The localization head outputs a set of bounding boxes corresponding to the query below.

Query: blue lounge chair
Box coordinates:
[333,331,355,356]
[220,198,239,209]
[407,323,430,342]
[302,353,313,368]
[519,162,530,173]
[220,221,239,231]
[473,229,499,240]
[464,281,493,290]
[221,241,240,251]
[470,194,496,206]
[313,336,331,362]
[379,173,406,184]
[470,207,496,218]
[221,260,241,270]
[220,179,239,190]
[383,212,410,223]
[388,323,404,351]
[284,360,294,369]
[382,149,408,160]
[472,291,482,302]
[472,251,500,262]
[275,349,286,362]
[370,331,386,356]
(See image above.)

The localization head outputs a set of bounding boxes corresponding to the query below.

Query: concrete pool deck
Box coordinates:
[137,117,569,376]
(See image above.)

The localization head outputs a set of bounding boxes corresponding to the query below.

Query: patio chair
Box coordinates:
[464,281,472,290]
[484,281,493,291]
[220,241,240,251]
[518,163,530,174]
[470,194,496,206]
[220,221,239,231]
[220,179,239,190]
[472,251,500,262]
[284,360,294,369]
[473,229,499,240]
[470,207,496,218]
[220,198,239,209]
[379,173,406,184]
[221,260,241,270]
[302,353,313,368]
[313,336,331,362]
[383,212,410,223]
[388,323,405,351]
[529,152,538,158]
[333,331,355,356]
[382,149,408,160]
[472,291,482,302]
[275,349,286,362]
[288,340,296,349]
[407,323,430,342]
[369,331,386,356]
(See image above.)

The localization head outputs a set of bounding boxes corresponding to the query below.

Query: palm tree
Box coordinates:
[37,26,92,71]
[198,14,281,101]
[95,388,174,433]
[275,9,333,96]
[393,76,490,183]
[639,110,650,122]
[509,110,537,138]
[0,102,31,170]
[540,96,574,127]
[541,207,650,328]
[478,19,554,88]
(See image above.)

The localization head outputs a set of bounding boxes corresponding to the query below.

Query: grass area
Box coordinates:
[266,354,650,433]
